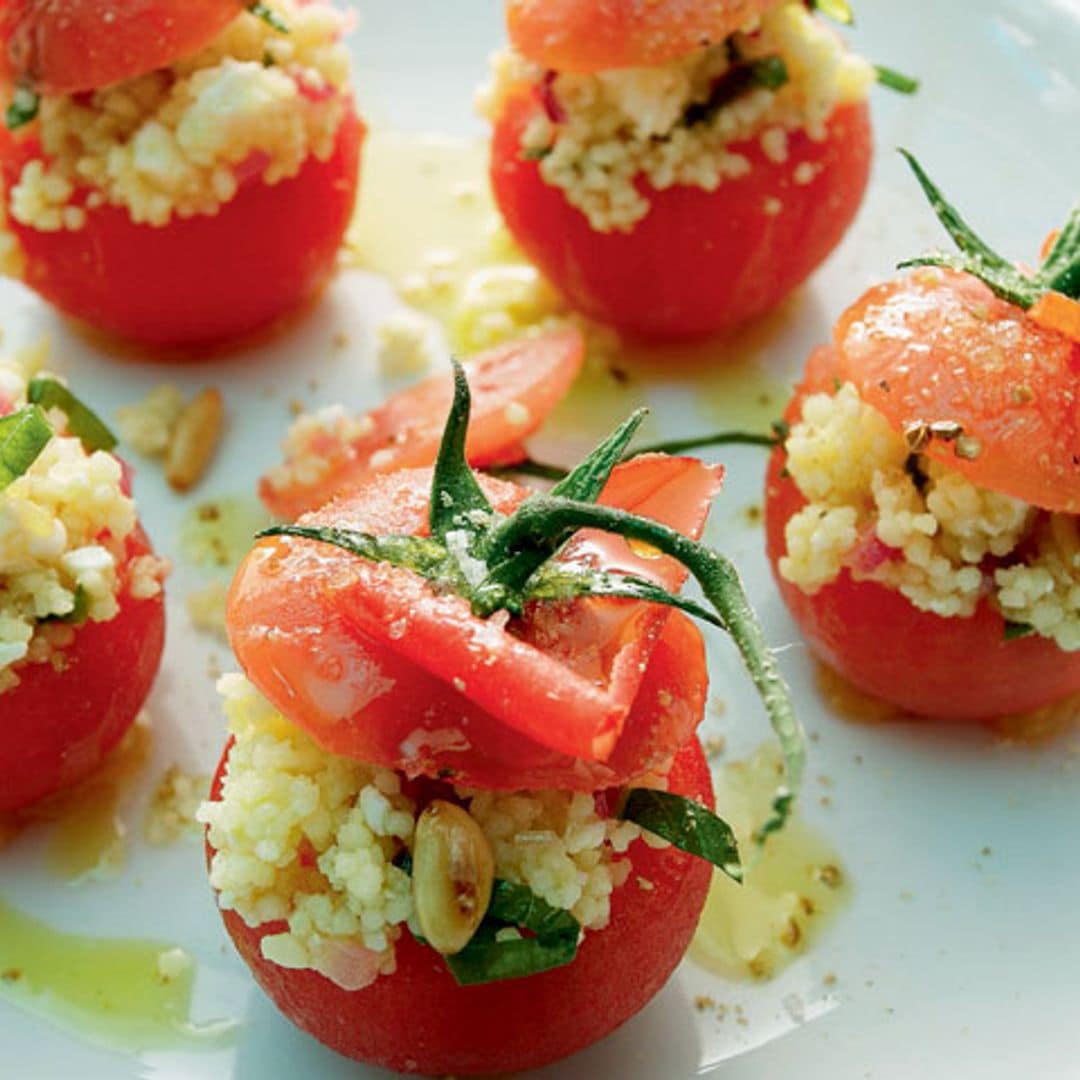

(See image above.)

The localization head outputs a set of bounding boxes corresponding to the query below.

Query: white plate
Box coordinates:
[2,2,1079,1077]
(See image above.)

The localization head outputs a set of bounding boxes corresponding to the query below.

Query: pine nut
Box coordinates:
[412,800,494,955]
[166,388,224,492]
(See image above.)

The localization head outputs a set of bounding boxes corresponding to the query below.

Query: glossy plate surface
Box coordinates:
[2,1,1079,1077]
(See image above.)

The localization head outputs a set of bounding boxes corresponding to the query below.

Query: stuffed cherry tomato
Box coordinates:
[261,327,585,521]
[0,358,166,812]
[765,156,1080,720]
[203,365,801,1074]
[0,0,362,349]
[482,0,878,340]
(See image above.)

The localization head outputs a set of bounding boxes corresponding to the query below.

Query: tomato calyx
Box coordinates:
[898,149,1080,320]
[264,362,804,842]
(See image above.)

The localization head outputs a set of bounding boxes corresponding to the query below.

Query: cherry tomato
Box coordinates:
[490,89,872,340]
[765,341,1080,721]
[261,328,585,520]
[230,455,723,780]
[506,0,775,73]
[1,0,241,95]
[209,733,715,1075]
[0,103,363,349]
[0,524,166,812]
[1,102,362,349]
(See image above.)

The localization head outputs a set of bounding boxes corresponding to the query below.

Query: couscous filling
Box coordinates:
[8,0,351,231]
[779,381,1080,650]
[477,1,874,232]
[199,674,658,990]
[0,348,166,693]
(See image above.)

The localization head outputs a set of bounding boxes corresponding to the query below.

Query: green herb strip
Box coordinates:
[41,585,89,626]
[874,64,919,94]
[809,0,855,26]
[685,56,789,127]
[1004,620,1035,642]
[445,880,580,986]
[5,86,40,131]
[247,1,289,33]
[26,379,117,453]
[620,789,742,883]
[0,406,53,491]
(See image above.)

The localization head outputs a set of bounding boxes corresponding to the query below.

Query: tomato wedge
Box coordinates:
[490,89,873,340]
[0,102,364,349]
[209,734,714,1076]
[0,525,166,812]
[506,0,775,73]
[765,339,1080,720]
[229,454,723,775]
[833,269,1080,514]
[1,0,240,95]
[260,328,585,520]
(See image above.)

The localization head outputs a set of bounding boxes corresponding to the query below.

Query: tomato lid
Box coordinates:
[834,269,1080,514]
[506,0,777,74]
[3,0,242,96]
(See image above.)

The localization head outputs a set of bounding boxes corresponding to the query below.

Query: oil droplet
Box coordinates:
[690,743,850,981]
[627,538,663,560]
[813,661,904,727]
[180,495,273,571]
[990,692,1080,747]
[0,719,152,882]
[0,899,236,1050]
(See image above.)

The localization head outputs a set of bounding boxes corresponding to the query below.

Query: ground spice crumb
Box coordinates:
[694,995,716,1012]
[703,736,727,761]
[288,398,305,416]
[823,973,838,987]
[817,863,843,889]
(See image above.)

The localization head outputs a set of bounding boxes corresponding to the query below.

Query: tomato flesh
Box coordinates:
[506,0,775,73]
[0,103,364,350]
[490,90,872,340]
[0,525,165,812]
[2,0,241,95]
[261,328,585,520]
[209,734,714,1075]
[764,346,1080,720]
[230,456,722,775]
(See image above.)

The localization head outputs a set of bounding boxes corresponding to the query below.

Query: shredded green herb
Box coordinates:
[897,149,1080,308]
[1003,620,1035,642]
[874,64,919,94]
[5,87,40,131]
[620,789,742,882]
[0,406,53,491]
[685,56,790,127]
[808,0,855,26]
[41,585,89,626]
[26,379,117,453]
[247,1,289,33]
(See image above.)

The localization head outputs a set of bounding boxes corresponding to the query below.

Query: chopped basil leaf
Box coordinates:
[0,406,53,491]
[620,789,742,882]
[26,379,117,453]
[685,55,789,127]
[445,880,580,986]
[41,585,89,626]
[5,87,40,131]
[1004,620,1035,641]
[750,56,790,91]
[247,1,289,32]
[874,64,919,95]
[808,0,855,26]
[522,145,552,162]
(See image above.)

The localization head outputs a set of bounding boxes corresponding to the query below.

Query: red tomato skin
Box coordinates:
[0,525,165,812]
[490,90,872,341]
[209,735,715,1076]
[2,0,240,95]
[0,103,363,350]
[764,361,1080,721]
